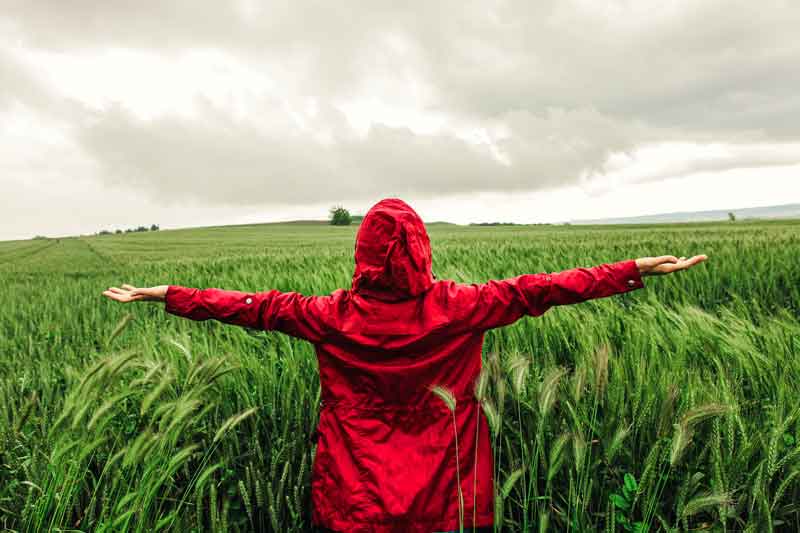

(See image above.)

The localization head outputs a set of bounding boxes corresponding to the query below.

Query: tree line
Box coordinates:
[96,224,160,236]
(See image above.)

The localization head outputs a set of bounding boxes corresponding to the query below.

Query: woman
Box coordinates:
[103,198,706,533]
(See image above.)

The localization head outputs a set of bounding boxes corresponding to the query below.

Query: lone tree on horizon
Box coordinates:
[329,205,352,226]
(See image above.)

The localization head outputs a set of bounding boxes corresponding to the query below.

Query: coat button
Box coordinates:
[245,297,253,304]
[546,275,551,281]
[627,279,635,286]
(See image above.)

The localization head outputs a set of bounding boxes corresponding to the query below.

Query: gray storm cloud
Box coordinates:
[76,101,664,205]
[1,0,799,208]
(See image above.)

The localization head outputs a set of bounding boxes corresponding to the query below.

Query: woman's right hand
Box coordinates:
[635,255,708,276]
[102,284,168,303]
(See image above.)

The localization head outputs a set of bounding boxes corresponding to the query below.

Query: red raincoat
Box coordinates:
[164,198,645,532]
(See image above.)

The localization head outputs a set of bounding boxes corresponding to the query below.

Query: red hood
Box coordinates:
[351,198,435,301]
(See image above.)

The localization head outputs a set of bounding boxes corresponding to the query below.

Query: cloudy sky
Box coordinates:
[2,1,799,240]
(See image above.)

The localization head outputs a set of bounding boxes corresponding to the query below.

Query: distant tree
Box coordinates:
[728,211,736,222]
[150,224,160,231]
[329,205,352,226]
[32,235,48,240]
[99,230,112,235]
[115,229,122,234]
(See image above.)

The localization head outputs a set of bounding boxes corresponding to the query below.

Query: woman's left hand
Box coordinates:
[102,284,168,303]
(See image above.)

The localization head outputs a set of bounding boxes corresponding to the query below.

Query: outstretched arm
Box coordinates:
[444,254,708,332]
[545,254,708,307]
[101,284,334,343]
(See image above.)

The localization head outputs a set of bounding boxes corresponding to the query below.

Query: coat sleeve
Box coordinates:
[443,259,645,332]
[163,286,335,343]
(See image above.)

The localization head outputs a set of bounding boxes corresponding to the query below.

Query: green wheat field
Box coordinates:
[1,218,799,532]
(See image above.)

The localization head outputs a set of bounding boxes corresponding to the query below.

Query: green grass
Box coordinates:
[1,218,799,531]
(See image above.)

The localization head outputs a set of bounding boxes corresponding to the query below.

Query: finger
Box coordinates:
[673,255,707,271]
[121,284,137,291]
[107,287,128,295]
[684,255,707,267]
[102,290,127,302]
[655,255,679,264]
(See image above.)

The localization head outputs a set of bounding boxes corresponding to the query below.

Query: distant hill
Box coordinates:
[569,203,800,225]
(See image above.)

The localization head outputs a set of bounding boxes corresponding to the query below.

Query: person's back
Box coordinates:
[103,197,706,533]
[310,281,499,532]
